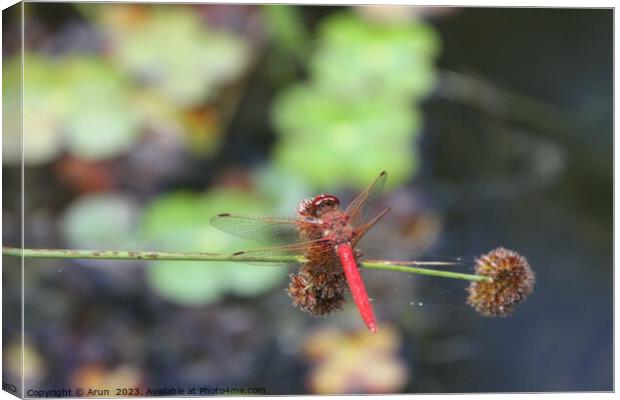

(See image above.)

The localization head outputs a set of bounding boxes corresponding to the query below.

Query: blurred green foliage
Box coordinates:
[4,54,64,165]
[61,57,141,160]
[7,5,441,307]
[262,6,309,62]
[4,4,251,166]
[140,189,287,306]
[4,54,141,164]
[311,13,440,102]
[60,193,140,250]
[271,12,440,189]
[95,6,250,107]
[252,165,313,215]
[273,84,422,187]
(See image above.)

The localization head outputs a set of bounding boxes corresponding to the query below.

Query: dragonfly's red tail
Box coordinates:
[336,243,377,333]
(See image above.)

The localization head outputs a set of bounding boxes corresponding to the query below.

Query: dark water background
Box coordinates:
[429,8,612,391]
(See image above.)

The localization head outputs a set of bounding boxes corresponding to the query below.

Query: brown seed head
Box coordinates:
[467,247,535,317]
[288,268,347,316]
[288,271,317,311]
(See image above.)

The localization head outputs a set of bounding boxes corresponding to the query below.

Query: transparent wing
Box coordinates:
[210,213,320,245]
[227,239,335,267]
[352,207,391,247]
[345,171,388,228]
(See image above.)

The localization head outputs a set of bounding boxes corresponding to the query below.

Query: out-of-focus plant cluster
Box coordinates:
[3,4,251,164]
[303,325,408,393]
[5,4,441,308]
[5,4,443,394]
[272,10,440,188]
[4,4,292,306]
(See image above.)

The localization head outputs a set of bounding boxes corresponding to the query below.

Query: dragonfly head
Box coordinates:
[311,194,340,217]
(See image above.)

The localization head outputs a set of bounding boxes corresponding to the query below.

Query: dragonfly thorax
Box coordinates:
[320,212,355,244]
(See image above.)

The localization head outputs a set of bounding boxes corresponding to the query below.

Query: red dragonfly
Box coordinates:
[210,171,390,333]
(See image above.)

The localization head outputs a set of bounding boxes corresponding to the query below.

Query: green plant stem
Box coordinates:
[362,261,489,282]
[2,246,491,283]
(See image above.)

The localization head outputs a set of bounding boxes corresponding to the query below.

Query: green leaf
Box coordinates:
[103,6,250,106]
[140,191,209,251]
[148,260,229,306]
[271,84,420,188]
[60,57,141,160]
[273,83,420,141]
[60,193,140,249]
[3,54,66,165]
[311,13,441,102]
[228,263,289,297]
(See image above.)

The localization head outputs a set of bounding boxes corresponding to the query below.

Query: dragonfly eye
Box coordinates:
[312,194,340,216]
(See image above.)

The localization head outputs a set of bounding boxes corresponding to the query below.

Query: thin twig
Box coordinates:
[2,246,492,283]
[438,69,574,134]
